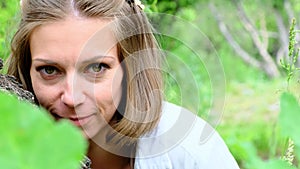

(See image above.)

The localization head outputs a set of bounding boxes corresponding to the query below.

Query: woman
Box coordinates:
[7,0,239,168]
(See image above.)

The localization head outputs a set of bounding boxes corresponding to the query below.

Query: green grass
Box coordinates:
[219,79,282,167]
[218,77,300,168]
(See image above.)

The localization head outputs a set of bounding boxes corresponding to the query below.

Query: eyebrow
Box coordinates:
[32,55,116,65]
[80,55,116,65]
[32,58,59,65]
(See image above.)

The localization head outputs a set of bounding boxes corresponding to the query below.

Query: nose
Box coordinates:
[61,73,86,108]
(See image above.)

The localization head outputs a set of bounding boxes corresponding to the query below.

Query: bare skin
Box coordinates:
[29,16,130,169]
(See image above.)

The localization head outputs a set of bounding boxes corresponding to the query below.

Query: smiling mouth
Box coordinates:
[51,113,94,127]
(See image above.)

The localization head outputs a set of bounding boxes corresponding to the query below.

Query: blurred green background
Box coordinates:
[1,0,300,168]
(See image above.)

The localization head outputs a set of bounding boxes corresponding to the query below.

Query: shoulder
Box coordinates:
[135,102,240,169]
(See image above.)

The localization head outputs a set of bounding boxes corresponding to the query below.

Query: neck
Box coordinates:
[87,140,132,169]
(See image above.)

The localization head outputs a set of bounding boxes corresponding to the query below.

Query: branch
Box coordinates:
[274,8,289,62]
[276,46,286,64]
[259,13,269,49]
[234,1,280,77]
[209,3,261,68]
[258,31,278,39]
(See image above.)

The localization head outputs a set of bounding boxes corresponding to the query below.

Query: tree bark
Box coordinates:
[274,8,289,64]
[234,1,280,78]
[259,13,269,50]
[209,3,261,69]
[209,2,282,78]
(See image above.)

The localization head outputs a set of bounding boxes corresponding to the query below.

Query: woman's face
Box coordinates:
[30,17,124,138]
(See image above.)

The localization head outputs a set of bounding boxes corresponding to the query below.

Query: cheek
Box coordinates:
[31,80,48,107]
[30,72,57,107]
[93,83,122,120]
[94,72,124,121]
[111,68,124,108]
[30,72,43,101]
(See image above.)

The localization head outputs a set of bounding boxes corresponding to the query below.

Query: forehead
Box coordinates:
[30,17,117,62]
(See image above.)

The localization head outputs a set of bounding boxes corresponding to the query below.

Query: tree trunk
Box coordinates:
[234,1,280,78]
[209,2,282,78]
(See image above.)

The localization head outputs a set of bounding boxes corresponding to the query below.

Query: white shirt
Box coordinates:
[134,102,240,169]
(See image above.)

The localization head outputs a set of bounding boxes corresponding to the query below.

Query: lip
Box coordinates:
[68,114,95,126]
[51,113,95,127]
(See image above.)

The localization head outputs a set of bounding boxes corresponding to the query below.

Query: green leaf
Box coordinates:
[279,93,300,144]
[0,92,87,169]
[279,92,300,161]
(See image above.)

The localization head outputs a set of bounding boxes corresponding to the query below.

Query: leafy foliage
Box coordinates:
[1,0,300,168]
[280,18,300,87]
[0,92,87,169]
[271,18,300,168]
[0,0,19,60]
[279,92,300,166]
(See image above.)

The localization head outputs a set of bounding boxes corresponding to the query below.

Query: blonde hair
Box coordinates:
[7,0,163,147]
